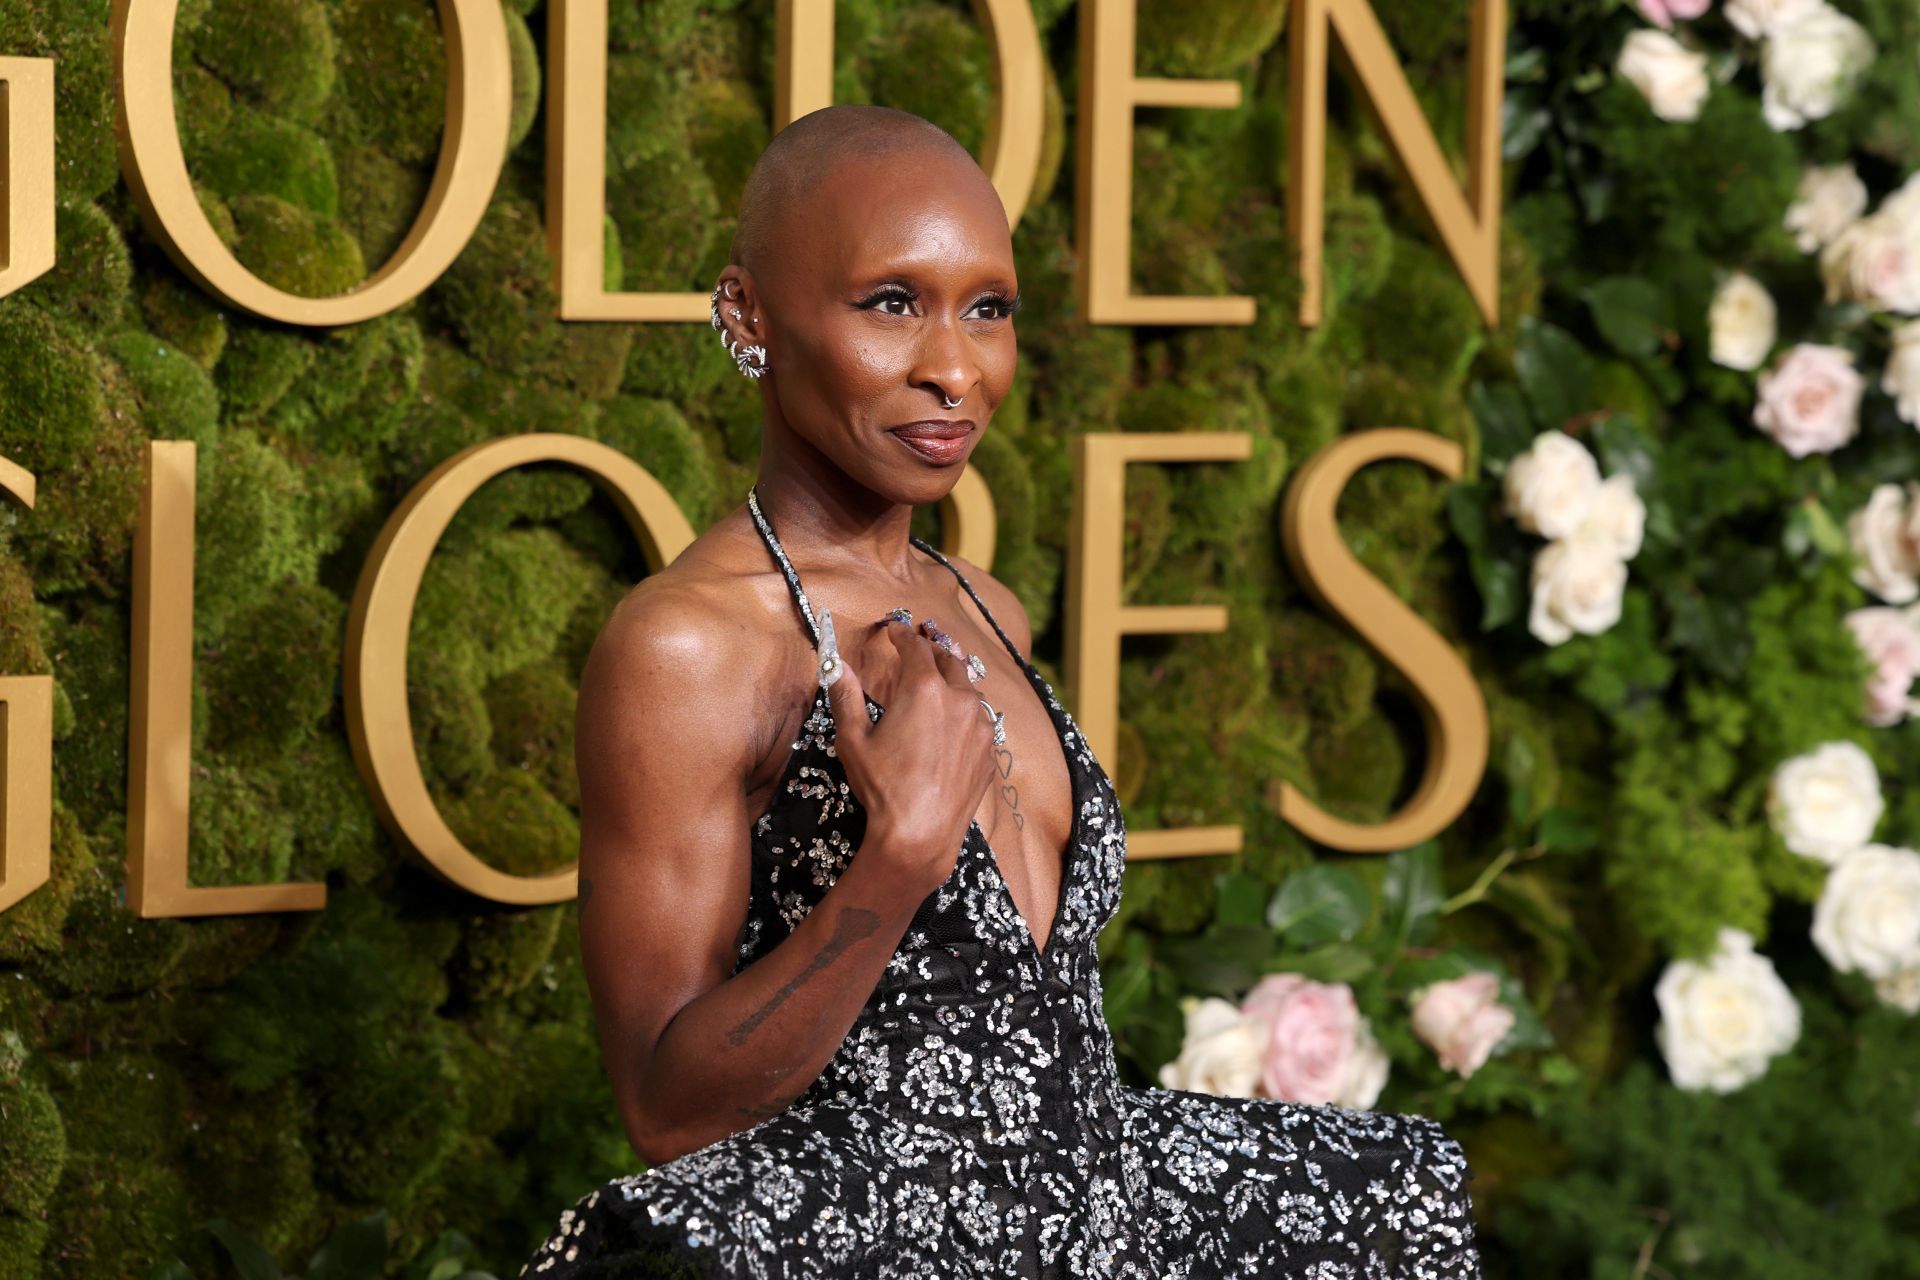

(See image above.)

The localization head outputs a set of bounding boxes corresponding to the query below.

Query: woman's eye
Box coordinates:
[861,288,917,316]
[972,295,1019,321]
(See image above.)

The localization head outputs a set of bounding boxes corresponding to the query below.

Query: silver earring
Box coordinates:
[942,392,964,409]
[710,283,768,380]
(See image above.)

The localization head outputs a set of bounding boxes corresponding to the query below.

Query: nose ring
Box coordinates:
[942,392,964,410]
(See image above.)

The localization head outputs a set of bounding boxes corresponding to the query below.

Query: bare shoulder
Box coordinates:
[942,551,1034,657]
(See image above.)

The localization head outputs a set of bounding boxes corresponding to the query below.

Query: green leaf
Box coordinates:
[307,1212,388,1280]
[1266,942,1375,985]
[1214,871,1268,927]
[1582,277,1664,360]
[1159,922,1276,999]
[1381,843,1446,950]
[202,1219,285,1280]
[149,1261,197,1280]
[1537,807,1599,852]
[1468,380,1536,465]
[1590,414,1657,492]
[1515,319,1596,432]
[1265,864,1370,949]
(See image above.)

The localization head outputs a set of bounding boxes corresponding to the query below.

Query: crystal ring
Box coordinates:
[977,697,1006,745]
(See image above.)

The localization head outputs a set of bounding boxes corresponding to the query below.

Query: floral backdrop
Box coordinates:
[1,0,1918,1276]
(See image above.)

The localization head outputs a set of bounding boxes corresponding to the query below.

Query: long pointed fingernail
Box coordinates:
[817,608,843,687]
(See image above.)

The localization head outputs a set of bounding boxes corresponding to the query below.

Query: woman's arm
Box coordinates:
[572,584,993,1165]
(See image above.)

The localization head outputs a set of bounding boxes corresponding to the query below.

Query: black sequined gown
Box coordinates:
[522,491,1484,1279]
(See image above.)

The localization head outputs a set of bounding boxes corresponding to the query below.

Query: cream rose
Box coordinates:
[1616,28,1712,123]
[1528,538,1628,646]
[1811,843,1920,980]
[1845,606,1920,726]
[1654,926,1801,1093]
[1759,3,1876,131]
[1752,343,1865,457]
[1820,210,1920,316]
[1503,431,1602,539]
[1873,964,1920,1014]
[1765,740,1884,863]
[1725,0,1823,38]
[1846,482,1920,603]
[1636,0,1713,27]
[1158,996,1268,1097]
[1708,271,1778,371]
[1783,162,1868,253]
[1882,320,1920,427]
[1240,973,1389,1109]
[1408,971,1515,1079]
[1569,472,1647,561]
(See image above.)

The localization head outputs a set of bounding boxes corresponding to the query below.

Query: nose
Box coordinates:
[912,313,977,410]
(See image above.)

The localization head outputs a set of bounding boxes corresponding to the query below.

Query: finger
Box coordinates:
[884,615,941,690]
[818,608,867,744]
[918,619,975,690]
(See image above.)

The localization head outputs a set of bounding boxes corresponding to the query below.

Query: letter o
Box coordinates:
[344,434,697,905]
[111,0,512,326]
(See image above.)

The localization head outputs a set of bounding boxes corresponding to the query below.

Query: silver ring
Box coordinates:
[942,392,965,409]
[977,697,1006,745]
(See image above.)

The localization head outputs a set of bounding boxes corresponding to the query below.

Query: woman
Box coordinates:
[523,104,1483,1278]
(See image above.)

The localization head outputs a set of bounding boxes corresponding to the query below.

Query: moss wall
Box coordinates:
[7,0,1915,1276]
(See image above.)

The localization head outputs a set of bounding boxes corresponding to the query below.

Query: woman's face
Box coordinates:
[726,147,1020,508]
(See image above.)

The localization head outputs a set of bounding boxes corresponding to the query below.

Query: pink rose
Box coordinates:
[1408,972,1515,1079]
[1753,343,1865,457]
[1239,974,1387,1108]
[1845,607,1920,726]
[1636,0,1712,27]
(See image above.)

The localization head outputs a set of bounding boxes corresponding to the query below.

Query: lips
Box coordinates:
[889,419,975,464]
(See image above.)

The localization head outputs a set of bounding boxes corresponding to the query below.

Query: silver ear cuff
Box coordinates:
[711,283,768,380]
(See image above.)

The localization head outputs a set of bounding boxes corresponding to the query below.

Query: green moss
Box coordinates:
[333,142,431,268]
[33,850,191,999]
[325,0,451,164]
[227,194,366,298]
[266,313,426,451]
[0,804,94,963]
[192,107,341,217]
[1137,0,1288,78]
[483,662,580,808]
[412,657,494,791]
[44,1152,195,1279]
[180,1076,318,1257]
[218,323,318,419]
[201,578,343,762]
[587,397,716,528]
[138,271,230,371]
[194,429,323,643]
[505,4,541,149]
[0,3,118,201]
[197,0,336,122]
[270,734,383,886]
[687,79,768,213]
[859,5,993,153]
[0,308,110,473]
[309,1024,466,1208]
[31,202,134,329]
[414,527,601,686]
[0,1076,66,1217]
[105,330,222,444]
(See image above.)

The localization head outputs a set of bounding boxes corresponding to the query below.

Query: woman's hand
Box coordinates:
[822,613,998,899]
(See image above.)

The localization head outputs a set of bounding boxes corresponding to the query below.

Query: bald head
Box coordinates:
[729,105,983,279]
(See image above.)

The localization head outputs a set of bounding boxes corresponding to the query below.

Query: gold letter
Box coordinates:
[1067,432,1251,860]
[1288,0,1506,327]
[127,442,329,917]
[112,0,511,326]
[0,56,56,300]
[548,0,1044,321]
[345,434,697,906]
[0,459,51,916]
[1074,0,1252,326]
[1278,428,1488,850]
[939,465,997,571]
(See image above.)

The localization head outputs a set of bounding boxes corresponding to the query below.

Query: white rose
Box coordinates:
[1846,606,1920,726]
[1708,271,1778,371]
[1812,844,1920,980]
[1759,3,1877,131]
[1528,538,1629,646]
[1884,320,1920,426]
[1765,740,1884,863]
[1654,926,1801,1093]
[1157,996,1268,1097]
[1873,963,1920,1014]
[1569,472,1647,561]
[1725,0,1823,38]
[1503,431,1602,539]
[1337,1022,1390,1110]
[1846,482,1920,603]
[1820,211,1920,315]
[1881,171,1920,228]
[1783,162,1869,252]
[1616,28,1712,123]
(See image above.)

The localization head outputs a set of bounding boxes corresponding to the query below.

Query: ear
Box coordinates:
[709,269,768,375]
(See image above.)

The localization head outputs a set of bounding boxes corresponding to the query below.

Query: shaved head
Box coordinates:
[729,104,981,279]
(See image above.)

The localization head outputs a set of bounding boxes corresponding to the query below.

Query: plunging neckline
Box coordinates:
[742,488,1081,967]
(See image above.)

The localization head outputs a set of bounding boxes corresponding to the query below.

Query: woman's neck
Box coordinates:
[749,462,920,586]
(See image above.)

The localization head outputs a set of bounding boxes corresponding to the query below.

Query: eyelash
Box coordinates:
[857,284,1022,322]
